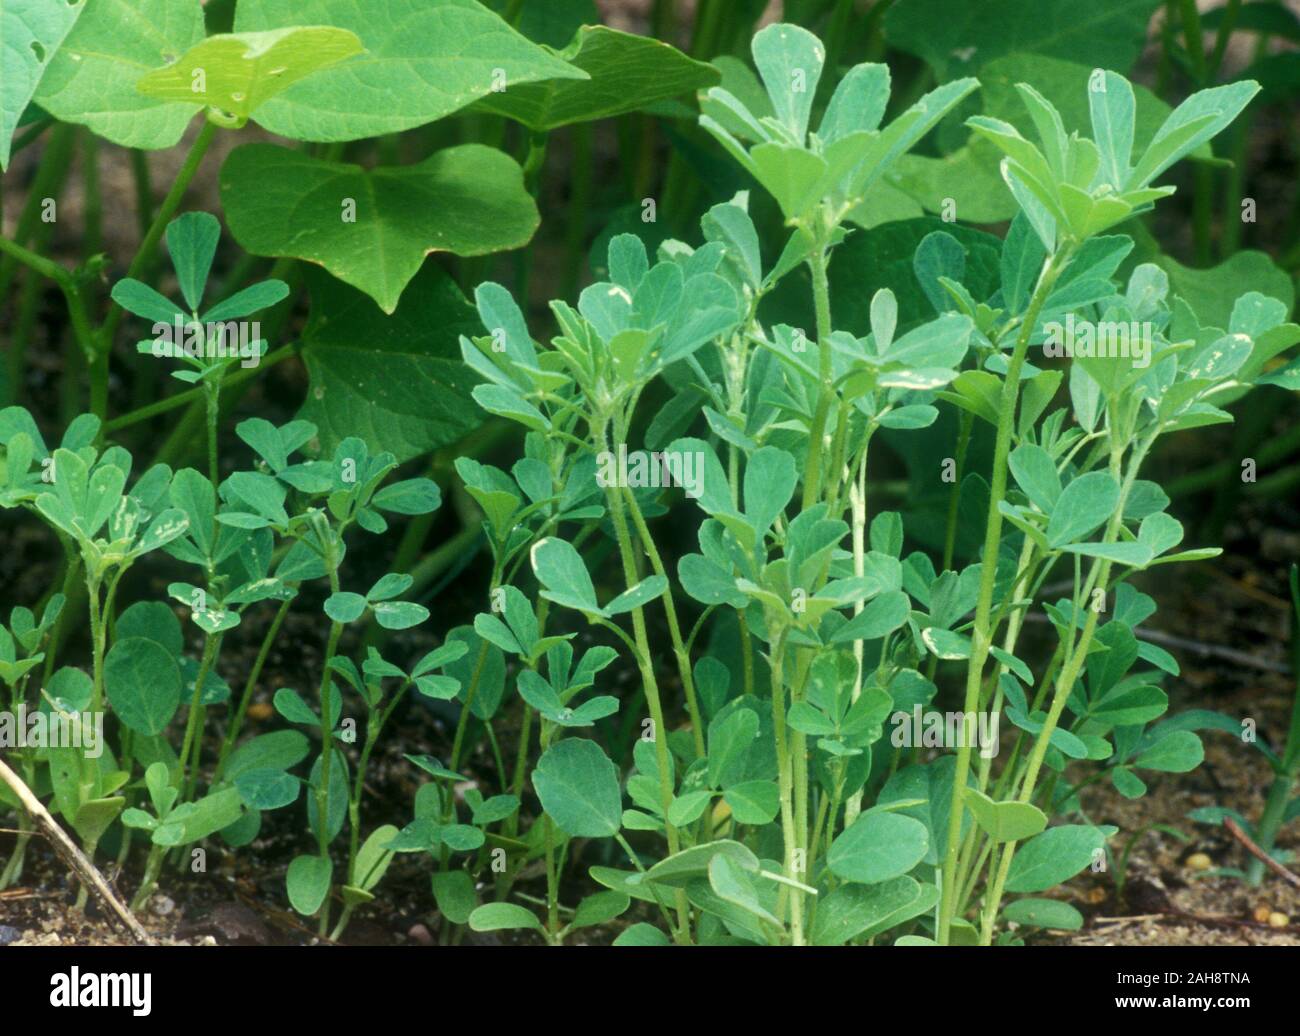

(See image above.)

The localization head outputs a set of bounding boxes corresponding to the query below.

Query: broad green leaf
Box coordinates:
[468,902,543,932]
[0,0,87,168]
[965,789,1048,843]
[233,0,585,141]
[810,876,922,945]
[35,0,206,149]
[1002,897,1084,930]
[722,781,779,825]
[1158,250,1294,331]
[827,811,929,884]
[1008,444,1061,512]
[885,0,1160,79]
[531,537,598,613]
[708,854,781,928]
[286,854,332,914]
[432,871,477,925]
[221,143,538,314]
[830,591,911,643]
[532,738,621,839]
[1134,730,1203,773]
[1045,471,1119,548]
[744,447,796,535]
[1004,824,1106,893]
[373,600,429,630]
[570,890,630,930]
[136,27,364,124]
[115,601,183,657]
[474,26,717,131]
[643,840,759,888]
[295,265,483,463]
[104,637,181,736]
[751,22,824,142]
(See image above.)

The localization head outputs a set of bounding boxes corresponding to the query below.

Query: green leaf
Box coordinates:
[744,447,796,536]
[136,27,364,124]
[1158,250,1294,331]
[1004,824,1106,893]
[643,840,760,887]
[35,0,206,150]
[810,876,922,946]
[110,279,185,326]
[234,768,300,810]
[432,871,478,925]
[1130,80,1260,187]
[166,213,220,313]
[233,0,584,141]
[474,26,717,131]
[570,890,630,930]
[221,142,538,314]
[286,854,332,915]
[830,591,911,643]
[104,637,181,736]
[1135,730,1204,773]
[613,922,671,946]
[324,591,367,624]
[115,601,183,657]
[532,738,621,839]
[885,0,1161,79]
[0,0,87,169]
[1045,471,1119,548]
[1002,897,1084,930]
[372,600,429,630]
[751,22,824,142]
[722,780,780,825]
[531,537,599,614]
[965,789,1048,843]
[295,265,483,463]
[1008,443,1061,512]
[468,902,543,933]
[827,811,929,884]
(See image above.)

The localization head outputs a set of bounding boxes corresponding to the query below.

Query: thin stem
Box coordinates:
[802,242,834,509]
[215,597,293,782]
[938,249,1066,944]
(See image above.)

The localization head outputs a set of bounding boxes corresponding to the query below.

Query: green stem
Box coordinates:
[937,248,1065,944]
[215,597,293,782]
[802,242,834,509]
[601,426,690,944]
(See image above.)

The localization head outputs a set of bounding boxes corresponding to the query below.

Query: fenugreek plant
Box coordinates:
[3,1,1298,951]
[432,23,1293,948]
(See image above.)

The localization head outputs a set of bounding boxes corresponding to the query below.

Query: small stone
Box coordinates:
[1268,912,1290,928]
[1185,852,1212,872]
[407,923,433,946]
[152,895,175,917]
[0,925,21,946]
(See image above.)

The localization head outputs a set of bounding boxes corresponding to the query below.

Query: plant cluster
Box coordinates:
[2,0,1298,947]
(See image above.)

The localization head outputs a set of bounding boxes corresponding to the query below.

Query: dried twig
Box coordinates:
[1224,816,1300,889]
[0,756,150,944]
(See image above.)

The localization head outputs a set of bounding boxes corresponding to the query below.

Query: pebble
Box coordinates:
[152,895,176,917]
[0,925,21,946]
[407,923,433,946]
